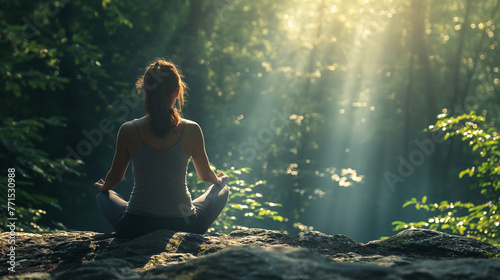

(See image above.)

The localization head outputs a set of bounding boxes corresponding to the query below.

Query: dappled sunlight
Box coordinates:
[194,0,499,241]
[332,168,365,187]
[3,0,498,243]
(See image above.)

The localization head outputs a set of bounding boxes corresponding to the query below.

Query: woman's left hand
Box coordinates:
[216,172,228,186]
[94,179,105,191]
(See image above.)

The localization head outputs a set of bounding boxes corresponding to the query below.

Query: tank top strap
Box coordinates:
[132,120,143,144]
[179,122,187,141]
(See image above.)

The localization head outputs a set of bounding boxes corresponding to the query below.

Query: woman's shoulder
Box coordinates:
[120,118,138,130]
[181,118,203,138]
[122,116,149,127]
[181,118,197,125]
[118,117,145,135]
[181,118,201,129]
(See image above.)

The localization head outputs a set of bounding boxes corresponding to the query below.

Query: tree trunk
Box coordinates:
[450,0,473,108]
[413,0,437,121]
[459,0,500,104]
[169,0,209,122]
[287,0,326,220]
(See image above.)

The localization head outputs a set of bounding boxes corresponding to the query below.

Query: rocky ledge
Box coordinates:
[1,228,499,279]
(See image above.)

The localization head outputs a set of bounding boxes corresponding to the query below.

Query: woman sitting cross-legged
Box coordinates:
[94,58,229,239]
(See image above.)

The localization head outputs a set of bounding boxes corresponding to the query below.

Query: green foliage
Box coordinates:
[393,112,500,244]
[1,0,498,241]
[187,166,285,234]
[1,0,174,232]
[0,118,81,232]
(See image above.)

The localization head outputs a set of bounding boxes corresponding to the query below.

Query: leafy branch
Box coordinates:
[393,112,500,244]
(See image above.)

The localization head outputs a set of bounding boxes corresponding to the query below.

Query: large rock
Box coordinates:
[1,228,499,279]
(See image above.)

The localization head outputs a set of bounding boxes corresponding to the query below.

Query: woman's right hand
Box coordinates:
[94,178,105,191]
[216,172,228,186]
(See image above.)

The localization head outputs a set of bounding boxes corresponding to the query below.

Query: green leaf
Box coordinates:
[272,216,284,222]
[403,198,417,208]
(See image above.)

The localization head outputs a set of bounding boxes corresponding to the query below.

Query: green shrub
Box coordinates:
[0,117,81,232]
[392,112,499,244]
[187,166,285,233]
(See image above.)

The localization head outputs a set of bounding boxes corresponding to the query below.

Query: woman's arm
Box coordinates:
[190,123,227,185]
[94,123,131,191]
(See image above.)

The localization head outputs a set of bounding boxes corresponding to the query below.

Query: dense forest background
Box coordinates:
[1,0,499,243]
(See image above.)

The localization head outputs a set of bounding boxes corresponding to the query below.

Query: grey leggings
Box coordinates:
[96,184,229,238]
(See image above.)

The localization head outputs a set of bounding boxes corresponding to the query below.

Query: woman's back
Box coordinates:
[130,116,186,154]
[126,117,196,218]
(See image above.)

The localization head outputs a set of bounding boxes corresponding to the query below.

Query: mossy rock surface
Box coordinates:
[1,228,500,279]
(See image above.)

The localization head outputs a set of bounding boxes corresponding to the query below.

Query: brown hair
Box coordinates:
[136,58,187,137]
